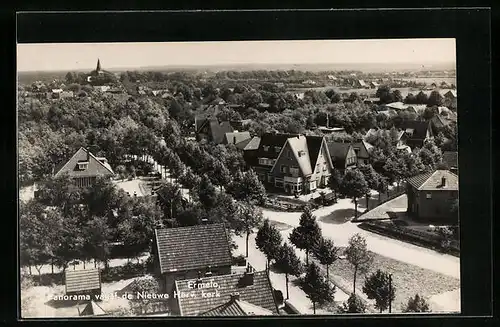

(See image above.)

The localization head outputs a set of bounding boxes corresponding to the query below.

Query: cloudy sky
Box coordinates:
[17,38,456,72]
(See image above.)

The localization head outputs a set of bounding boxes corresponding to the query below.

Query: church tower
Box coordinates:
[96,59,102,72]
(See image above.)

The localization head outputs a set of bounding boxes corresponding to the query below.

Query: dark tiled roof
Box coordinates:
[327,142,352,161]
[442,151,458,168]
[155,223,232,274]
[256,133,298,160]
[234,137,253,150]
[54,147,114,178]
[200,298,273,316]
[65,269,101,293]
[407,170,458,191]
[175,270,279,316]
[223,132,251,146]
[399,120,432,141]
[352,141,370,159]
[306,135,324,167]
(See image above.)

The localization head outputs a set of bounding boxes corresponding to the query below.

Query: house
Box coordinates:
[384,102,408,111]
[327,75,337,80]
[153,223,233,297]
[363,97,380,105]
[399,120,434,148]
[247,133,334,194]
[317,126,346,134]
[429,114,455,135]
[326,142,357,172]
[173,266,279,316]
[196,118,235,144]
[352,140,373,165]
[354,80,368,88]
[406,170,459,223]
[443,90,457,100]
[53,147,114,187]
[65,269,102,300]
[242,136,262,168]
[369,81,380,89]
[441,151,458,174]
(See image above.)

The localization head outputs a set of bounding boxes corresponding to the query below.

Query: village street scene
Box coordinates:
[18,39,459,317]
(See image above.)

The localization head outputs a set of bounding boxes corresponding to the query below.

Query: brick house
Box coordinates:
[173,267,279,316]
[406,170,459,223]
[245,133,334,194]
[326,141,357,172]
[153,223,233,299]
[53,147,114,187]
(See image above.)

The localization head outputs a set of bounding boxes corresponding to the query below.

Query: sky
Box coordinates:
[17,38,456,72]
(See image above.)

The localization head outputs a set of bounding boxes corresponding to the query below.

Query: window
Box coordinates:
[274,146,282,153]
[258,158,275,166]
[426,193,432,199]
[263,146,270,152]
[77,162,89,170]
[287,150,292,159]
[280,165,288,173]
[290,167,299,176]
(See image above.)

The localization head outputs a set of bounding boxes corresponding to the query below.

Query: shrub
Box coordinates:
[101,262,146,282]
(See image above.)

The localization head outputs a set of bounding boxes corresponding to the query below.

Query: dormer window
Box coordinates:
[263,146,270,152]
[274,146,282,153]
[78,161,89,170]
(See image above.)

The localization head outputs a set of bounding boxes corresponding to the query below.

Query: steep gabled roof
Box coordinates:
[54,147,114,178]
[407,170,458,191]
[286,135,313,176]
[399,120,433,141]
[65,269,101,293]
[255,133,294,160]
[305,135,324,168]
[155,223,232,274]
[175,270,279,316]
[327,142,352,161]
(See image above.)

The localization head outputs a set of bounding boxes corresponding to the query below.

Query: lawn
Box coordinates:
[327,247,460,312]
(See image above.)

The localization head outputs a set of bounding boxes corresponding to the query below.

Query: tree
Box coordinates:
[274,243,304,299]
[402,294,431,313]
[302,262,335,314]
[358,164,379,210]
[362,269,396,313]
[226,170,266,205]
[115,164,127,181]
[289,206,322,265]
[415,91,429,104]
[392,90,403,102]
[155,181,183,225]
[197,174,218,211]
[328,169,343,200]
[345,233,373,294]
[376,85,394,104]
[128,277,160,314]
[313,237,339,280]
[233,203,264,257]
[339,169,369,219]
[255,219,283,268]
[341,293,367,313]
[210,160,231,190]
[82,215,112,270]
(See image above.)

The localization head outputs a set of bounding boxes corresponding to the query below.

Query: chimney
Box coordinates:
[240,264,255,286]
[230,293,240,301]
[441,177,446,187]
[201,218,208,224]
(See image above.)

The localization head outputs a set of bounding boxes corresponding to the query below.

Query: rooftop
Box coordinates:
[65,269,101,294]
[155,223,232,274]
[407,170,459,191]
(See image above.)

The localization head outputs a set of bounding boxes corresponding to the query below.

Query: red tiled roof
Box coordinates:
[175,270,279,316]
[65,269,101,293]
[155,223,232,274]
[54,147,114,178]
[407,170,458,191]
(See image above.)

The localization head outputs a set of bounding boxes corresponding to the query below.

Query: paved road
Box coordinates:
[262,198,460,280]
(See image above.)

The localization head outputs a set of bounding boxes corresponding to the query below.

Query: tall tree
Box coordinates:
[328,169,343,201]
[155,181,183,225]
[197,174,218,211]
[302,262,335,314]
[415,91,429,104]
[427,90,444,107]
[362,269,396,313]
[358,164,379,210]
[345,233,373,294]
[313,237,339,280]
[82,215,112,270]
[226,170,266,205]
[274,243,304,299]
[233,202,264,257]
[402,294,431,313]
[255,219,283,268]
[289,206,322,265]
[339,169,369,219]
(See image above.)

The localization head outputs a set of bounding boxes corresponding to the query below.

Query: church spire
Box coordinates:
[96,59,101,72]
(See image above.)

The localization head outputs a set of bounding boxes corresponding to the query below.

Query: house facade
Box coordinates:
[399,120,434,149]
[53,147,114,187]
[352,141,373,165]
[326,141,357,172]
[247,133,334,194]
[406,170,459,223]
[153,223,233,298]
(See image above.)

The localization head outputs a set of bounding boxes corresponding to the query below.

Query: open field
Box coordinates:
[329,247,460,312]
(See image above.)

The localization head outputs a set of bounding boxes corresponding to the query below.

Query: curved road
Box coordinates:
[262,198,460,280]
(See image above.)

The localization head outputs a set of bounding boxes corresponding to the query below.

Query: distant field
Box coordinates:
[288,86,441,98]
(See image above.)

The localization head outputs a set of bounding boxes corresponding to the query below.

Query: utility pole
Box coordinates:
[388,273,393,313]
